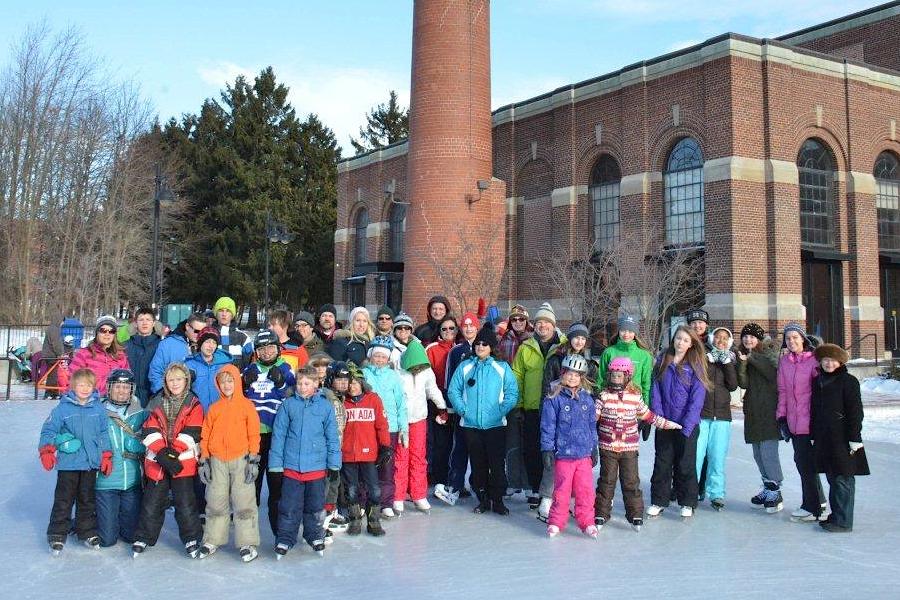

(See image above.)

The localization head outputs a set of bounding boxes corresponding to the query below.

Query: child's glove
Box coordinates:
[399,430,409,448]
[777,418,792,443]
[849,441,864,454]
[541,451,554,470]
[99,451,113,476]
[198,459,212,485]
[268,367,285,388]
[639,421,652,441]
[242,370,258,391]
[591,447,599,468]
[244,454,261,484]
[327,469,340,483]
[376,445,394,469]
[39,445,57,471]
[155,447,183,476]
[435,409,448,425]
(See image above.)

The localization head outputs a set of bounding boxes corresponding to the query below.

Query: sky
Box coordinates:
[0,0,884,153]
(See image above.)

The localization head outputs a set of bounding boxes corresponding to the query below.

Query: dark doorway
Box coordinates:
[801,260,844,344]
[881,263,900,353]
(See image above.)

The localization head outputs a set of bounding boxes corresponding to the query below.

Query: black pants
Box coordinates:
[428,413,452,486]
[134,476,202,546]
[792,435,825,515]
[523,409,543,494]
[47,470,98,542]
[342,462,380,508]
[650,427,699,508]
[464,426,507,503]
[256,431,284,535]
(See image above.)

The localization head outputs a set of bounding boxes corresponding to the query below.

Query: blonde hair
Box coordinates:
[548,369,593,399]
[70,368,96,388]
[296,365,318,382]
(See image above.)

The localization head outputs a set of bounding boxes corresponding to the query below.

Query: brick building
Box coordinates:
[334,0,900,356]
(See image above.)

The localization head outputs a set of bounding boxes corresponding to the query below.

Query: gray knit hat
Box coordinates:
[567,322,589,340]
[533,302,556,326]
[617,314,639,335]
[393,311,415,330]
[96,315,118,332]
[294,311,315,327]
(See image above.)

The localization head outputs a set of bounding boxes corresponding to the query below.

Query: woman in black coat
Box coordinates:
[810,343,869,533]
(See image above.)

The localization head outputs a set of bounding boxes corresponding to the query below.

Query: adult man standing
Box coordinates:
[124,307,161,407]
[148,312,206,395]
[292,311,324,356]
[213,296,251,367]
[414,295,452,345]
[497,304,533,496]
[512,302,564,508]
[316,304,347,361]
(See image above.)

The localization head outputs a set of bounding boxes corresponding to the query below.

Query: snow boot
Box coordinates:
[764,481,783,514]
[366,505,386,536]
[240,545,258,563]
[347,504,363,536]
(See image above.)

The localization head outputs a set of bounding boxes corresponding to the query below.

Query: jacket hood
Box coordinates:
[711,327,734,350]
[426,295,452,322]
[401,339,430,371]
[214,364,248,401]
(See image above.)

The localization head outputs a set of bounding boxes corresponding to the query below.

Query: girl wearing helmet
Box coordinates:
[539,353,600,538]
[594,357,682,532]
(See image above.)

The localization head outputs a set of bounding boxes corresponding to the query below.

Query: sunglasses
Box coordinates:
[441,326,457,332]
[377,316,393,321]
[97,328,116,335]
[473,341,490,347]
[510,316,527,323]
[395,325,412,331]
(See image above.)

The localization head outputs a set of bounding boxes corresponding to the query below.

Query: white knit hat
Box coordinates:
[533,302,556,326]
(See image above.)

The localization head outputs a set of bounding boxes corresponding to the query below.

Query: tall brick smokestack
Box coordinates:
[403,0,506,320]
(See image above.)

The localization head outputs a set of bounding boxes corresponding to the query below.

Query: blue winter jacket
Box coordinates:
[650,359,707,437]
[124,333,160,407]
[148,331,190,394]
[39,391,112,470]
[96,399,148,491]
[185,349,233,413]
[363,363,408,434]
[540,386,598,459]
[268,390,341,473]
[243,359,296,430]
[447,356,519,430]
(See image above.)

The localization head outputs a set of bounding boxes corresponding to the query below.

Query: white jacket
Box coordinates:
[397,367,446,423]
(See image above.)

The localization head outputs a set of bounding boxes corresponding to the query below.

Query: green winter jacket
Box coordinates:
[512,334,566,411]
[597,339,654,406]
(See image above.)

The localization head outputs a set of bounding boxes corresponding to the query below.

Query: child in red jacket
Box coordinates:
[131,362,204,558]
[342,363,392,536]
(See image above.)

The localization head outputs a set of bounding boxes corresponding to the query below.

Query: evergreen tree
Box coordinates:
[350,90,409,154]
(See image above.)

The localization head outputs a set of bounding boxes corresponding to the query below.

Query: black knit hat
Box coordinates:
[740,323,766,341]
[474,322,498,349]
[317,304,337,319]
[685,308,709,324]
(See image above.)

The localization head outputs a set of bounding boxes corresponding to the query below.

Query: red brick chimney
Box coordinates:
[403,0,506,319]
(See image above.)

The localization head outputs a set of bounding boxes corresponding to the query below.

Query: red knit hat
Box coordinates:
[460,311,480,329]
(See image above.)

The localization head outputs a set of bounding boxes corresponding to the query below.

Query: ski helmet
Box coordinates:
[608,357,635,377]
[254,329,280,350]
[327,361,351,387]
[561,354,588,374]
[106,369,135,405]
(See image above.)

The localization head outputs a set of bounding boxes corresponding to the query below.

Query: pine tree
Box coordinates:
[350,90,409,154]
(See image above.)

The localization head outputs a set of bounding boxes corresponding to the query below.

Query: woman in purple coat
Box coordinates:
[647,325,711,519]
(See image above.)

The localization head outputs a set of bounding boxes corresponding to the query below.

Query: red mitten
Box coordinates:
[435,409,449,425]
[39,445,57,471]
[100,451,113,476]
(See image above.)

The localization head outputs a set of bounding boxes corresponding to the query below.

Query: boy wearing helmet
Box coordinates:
[594,357,682,532]
[96,369,148,547]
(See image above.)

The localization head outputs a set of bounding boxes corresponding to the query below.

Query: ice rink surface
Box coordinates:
[1,391,898,600]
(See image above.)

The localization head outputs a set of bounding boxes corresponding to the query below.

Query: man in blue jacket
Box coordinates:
[124,307,161,407]
[147,313,206,396]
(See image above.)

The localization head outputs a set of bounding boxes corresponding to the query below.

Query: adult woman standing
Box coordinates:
[777,323,826,522]
[69,315,130,396]
[335,307,375,366]
[426,317,459,493]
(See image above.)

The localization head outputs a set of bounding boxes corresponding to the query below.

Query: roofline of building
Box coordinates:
[776,0,900,45]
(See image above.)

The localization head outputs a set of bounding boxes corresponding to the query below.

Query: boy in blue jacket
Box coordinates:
[96,369,148,547]
[269,366,341,559]
[39,368,113,554]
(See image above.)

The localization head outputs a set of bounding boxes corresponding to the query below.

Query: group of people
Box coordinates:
[37,295,871,562]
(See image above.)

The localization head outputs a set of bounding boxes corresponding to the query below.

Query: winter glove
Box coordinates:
[155,446,184,476]
[376,445,394,469]
[242,369,259,392]
[639,421,652,441]
[849,441,864,454]
[542,451,554,470]
[435,409,448,425]
[399,430,409,448]
[777,418,792,443]
[198,459,212,485]
[590,447,599,468]
[244,454,261,484]
[99,451,113,476]
[268,366,285,388]
[327,469,341,483]
[39,444,57,471]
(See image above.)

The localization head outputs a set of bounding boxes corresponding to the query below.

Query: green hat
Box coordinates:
[400,339,430,371]
[213,296,237,317]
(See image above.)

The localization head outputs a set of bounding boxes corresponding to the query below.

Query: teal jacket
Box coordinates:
[448,356,519,430]
[363,364,408,434]
[96,399,148,491]
[597,339,654,405]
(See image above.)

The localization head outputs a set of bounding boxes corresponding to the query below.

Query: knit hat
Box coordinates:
[367,335,394,359]
[617,314,639,335]
[474,322,499,349]
[317,303,337,319]
[308,352,333,368]
[96,314,118,332]
[685,308,709,324]
[213,296,237,317]
[349,306,371,325]
[783,322,809,346]
[509,304,529,320]
[567,322,589,341]
[197,326,220,347]
[393,311,415,330]
[740,323,766,341]
[814,343,849,365]
[400,339,430,371]
[376,305,395,320]
[533,302,556,326]
[460,311,480,329]
[294,311,315,327]
[346,361,371,393]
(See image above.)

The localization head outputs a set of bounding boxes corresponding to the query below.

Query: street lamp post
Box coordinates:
[150,165,175,312]
[264,210,294,314]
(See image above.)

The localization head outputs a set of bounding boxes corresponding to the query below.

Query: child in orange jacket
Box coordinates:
[197,364,262,562]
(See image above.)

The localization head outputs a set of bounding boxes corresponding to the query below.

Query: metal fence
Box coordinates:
[2,324,92,352]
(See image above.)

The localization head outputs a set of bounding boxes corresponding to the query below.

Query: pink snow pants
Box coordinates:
[548,457,595,531]
[394,419,428,502]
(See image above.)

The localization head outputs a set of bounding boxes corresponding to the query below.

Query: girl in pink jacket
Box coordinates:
[69,315,131,395]
[776,323,825,522]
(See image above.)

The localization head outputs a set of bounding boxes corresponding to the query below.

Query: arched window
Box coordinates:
[876,151,900,251]
[354,208,368,265]
[389,202,407,262]
[664,137,704,246]
[590,155,621,250]
[797,139,835,247]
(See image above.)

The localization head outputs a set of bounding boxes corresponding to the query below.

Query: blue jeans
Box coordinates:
[276,477,326,548]
[448,415,470,491]
[96,487,142,547]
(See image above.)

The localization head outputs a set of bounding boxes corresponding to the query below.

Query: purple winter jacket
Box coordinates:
[540,386,598,459]
[776,350,818,436]
[650,360,706,437]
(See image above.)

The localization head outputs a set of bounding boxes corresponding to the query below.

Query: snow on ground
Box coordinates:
[2,390,900,599]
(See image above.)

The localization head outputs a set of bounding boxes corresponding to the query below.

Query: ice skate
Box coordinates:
[323,529,334,545]
[492,499,510,515]
[630,517,643,532]
[473,496,491,514]
[392,500,405,515]
[764,482,783,513]
[594,516,606,529]
[547,525,560,538]
[413,498,431,513]
[750,486,767,509]
[83,536,100,549]
[790,508,818,522]
[240,545,258,563]
[197,543,217,559]
[49,541,64,556]
[131,541,147,558]
[527,494,540,509]
[583,525,599,539]
[325,510,349,532]
[646,504,664,518]
[311,540,326,557]
[185,540,200,558]
[274,543,290,560]
[381,506,396,519]
[711,498,725,511]
[680,505,693,519]
[536,497,552,523]
[433,484,460,506]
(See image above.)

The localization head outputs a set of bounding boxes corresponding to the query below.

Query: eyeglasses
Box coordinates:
[377,316,393,321]
[395,326,412,331]
[97,328,115,335]
[510,316,527,323]
[440,326,457,332]
[473,341,490,347]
